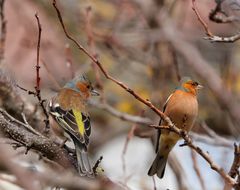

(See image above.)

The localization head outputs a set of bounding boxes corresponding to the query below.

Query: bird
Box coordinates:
[48,75,99,177]
[148,77,202,179]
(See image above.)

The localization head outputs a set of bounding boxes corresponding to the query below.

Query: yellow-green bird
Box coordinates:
[48,75,99,177]
[148,77,202,179]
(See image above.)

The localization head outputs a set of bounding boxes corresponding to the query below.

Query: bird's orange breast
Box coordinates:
[163,90,198,131]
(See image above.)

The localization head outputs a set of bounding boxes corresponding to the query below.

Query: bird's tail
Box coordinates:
[74,142,94,178]
[148,151,168,179]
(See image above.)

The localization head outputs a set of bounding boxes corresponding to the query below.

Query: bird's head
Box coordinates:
[179,77,203,95]
[64,75,99,98]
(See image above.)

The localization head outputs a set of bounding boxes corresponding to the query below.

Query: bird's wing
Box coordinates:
[50,104,91,150]
[155,93,173,153]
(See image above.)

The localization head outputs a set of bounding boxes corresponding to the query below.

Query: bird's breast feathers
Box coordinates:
[164,90,198,131]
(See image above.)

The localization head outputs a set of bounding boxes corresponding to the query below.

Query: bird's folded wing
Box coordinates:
[51,105,91,148]
[155,93,173,153]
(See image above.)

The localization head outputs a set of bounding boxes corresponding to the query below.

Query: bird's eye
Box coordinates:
[86,84,91,89]
[192,82,198,86]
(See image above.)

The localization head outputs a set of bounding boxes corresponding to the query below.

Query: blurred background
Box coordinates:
[1,0,240,189]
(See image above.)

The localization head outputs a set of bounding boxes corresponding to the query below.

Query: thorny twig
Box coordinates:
[52,0,237,186]
[34,14,49,133]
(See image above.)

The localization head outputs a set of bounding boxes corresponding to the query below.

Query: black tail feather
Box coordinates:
[148,152,168,179]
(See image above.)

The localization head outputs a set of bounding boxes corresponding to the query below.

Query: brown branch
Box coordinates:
[229,143,240,179]
[35,13,41,92]
[192,0,213,37]
[192,0,240,43]
[34,13,50,133]
[191,150,206,190]
[0,108,75,171]
[0,0,6,62]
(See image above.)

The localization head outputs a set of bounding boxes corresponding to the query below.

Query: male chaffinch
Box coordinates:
[148,77,202,179]
[48,75,99,177]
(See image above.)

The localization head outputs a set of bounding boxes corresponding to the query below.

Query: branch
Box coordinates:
[34,13,50,133]
[0,108,75,170]
[229,143,240,179]
[192,0,213,37]
[192,0,240,43]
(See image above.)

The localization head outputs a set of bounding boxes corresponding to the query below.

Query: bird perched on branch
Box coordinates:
[148,77,202,179]
[48,75,99,177]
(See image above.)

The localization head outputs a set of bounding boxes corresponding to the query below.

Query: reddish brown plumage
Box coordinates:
[148,77,202,179]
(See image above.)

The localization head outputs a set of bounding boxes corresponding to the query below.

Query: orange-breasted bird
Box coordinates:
[148,77,202,179]
[48,75,99,177]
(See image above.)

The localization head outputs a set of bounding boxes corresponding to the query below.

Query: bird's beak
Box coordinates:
[91,89,100,96]
[196,84,203,90]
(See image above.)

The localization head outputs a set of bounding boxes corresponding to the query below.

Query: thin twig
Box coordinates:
[192,0,213,37]
[34,13,49,133]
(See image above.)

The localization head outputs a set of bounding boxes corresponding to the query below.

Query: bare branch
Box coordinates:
[192,0,213,37]
[0,108,75,170]
[34,13,50,133]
